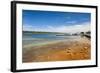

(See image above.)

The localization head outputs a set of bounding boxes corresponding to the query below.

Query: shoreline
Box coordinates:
[22,36,81,49]
[22,37,91,63]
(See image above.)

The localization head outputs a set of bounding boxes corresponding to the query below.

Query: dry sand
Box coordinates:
[22,37,91,63]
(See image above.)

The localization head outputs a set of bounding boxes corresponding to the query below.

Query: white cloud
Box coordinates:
[66,21,77,24]
[23,24,34,31]
[23,22,90,33]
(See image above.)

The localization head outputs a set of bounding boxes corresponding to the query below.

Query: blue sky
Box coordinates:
[22,10,91,33]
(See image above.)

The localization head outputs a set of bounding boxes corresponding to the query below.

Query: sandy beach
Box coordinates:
[22,37,91,63]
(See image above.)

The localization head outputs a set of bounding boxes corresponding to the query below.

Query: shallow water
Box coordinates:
[22,32,80,48]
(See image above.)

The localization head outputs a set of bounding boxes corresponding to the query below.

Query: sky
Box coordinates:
[22,10,91,33]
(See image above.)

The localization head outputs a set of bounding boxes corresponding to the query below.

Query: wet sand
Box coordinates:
[22,37,91,63]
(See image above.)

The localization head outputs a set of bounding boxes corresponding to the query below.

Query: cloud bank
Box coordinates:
[23,22,90,33]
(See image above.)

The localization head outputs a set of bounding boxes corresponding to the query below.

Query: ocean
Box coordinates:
[22,32,80,48]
